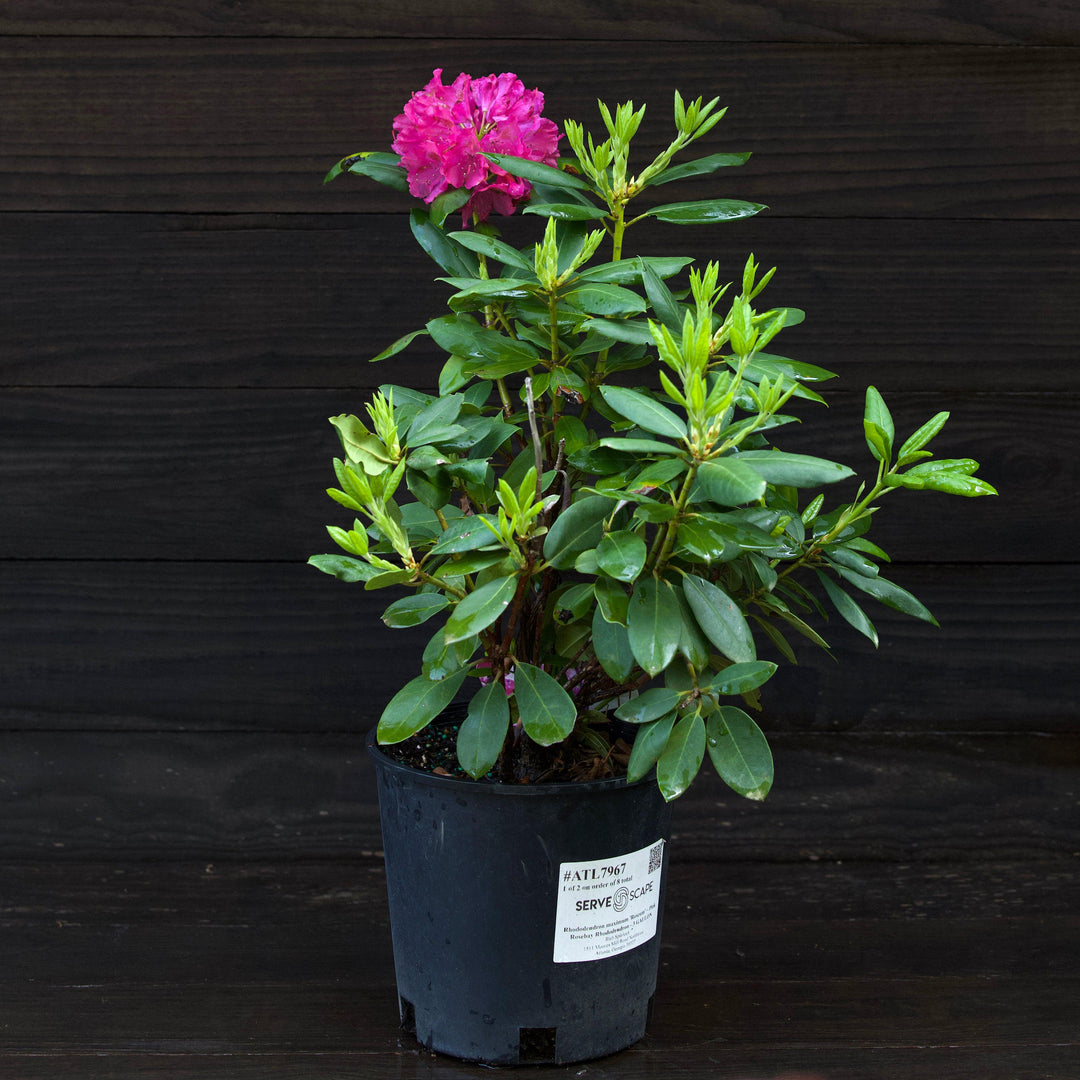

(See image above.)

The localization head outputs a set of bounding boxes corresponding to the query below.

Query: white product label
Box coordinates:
[553,839,665,963]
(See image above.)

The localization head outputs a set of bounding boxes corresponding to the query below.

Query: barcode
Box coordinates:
[648,841,664,873]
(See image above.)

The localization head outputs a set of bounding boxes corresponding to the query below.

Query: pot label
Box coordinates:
[553,839,665,963]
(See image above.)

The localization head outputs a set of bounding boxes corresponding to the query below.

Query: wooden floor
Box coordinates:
[4,756,1076,1080]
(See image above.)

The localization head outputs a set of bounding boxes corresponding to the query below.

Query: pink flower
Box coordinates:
[391,69,560,223]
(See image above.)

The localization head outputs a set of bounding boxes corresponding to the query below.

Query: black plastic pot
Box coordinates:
[368,724,673,1065]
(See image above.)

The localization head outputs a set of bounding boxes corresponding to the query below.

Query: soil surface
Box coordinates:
[379,718,632,785]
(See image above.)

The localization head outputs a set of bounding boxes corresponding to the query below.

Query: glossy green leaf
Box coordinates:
[364,569,414,591]
[683,574,756,663]
[457,681,510,778]
[591,606,636,682]
[371,327,430,363]
[600,386,687,440]
[695,458,767,505]
[447,230,534,271]
[381,593,450,628]
[307,553,380,583]
[409,210,478,277]
[421,628,479,681]
[524,202,609,221]
[615,687,682,724]
[645,199,765,225]
[626,714,675,783]
[657,713,706,801]
[816,571,879,647]
[543,495,610,569]
[706,661,778,696]
[627,577,681,676]
[564,284,647,317]
[832,565,939,625]
[329,151,409,191]
[377,668,468,744]
[825,545,880,578]
[650,152,752,184]
[513,663,577,746]
[737,450,855,487]
[599,436,681,456]
[674,589,711,669]
[581,318,655,345]
[443,575,518,644]
[596,529,648,583]
[897,410,950,464]
[428,515,501,555]
[864,386,895,463]
[706,706,773,800]
[484,152,593,190]
[594,575,630,625]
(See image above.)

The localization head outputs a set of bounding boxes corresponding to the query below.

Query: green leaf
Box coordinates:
[428,515,501,555]
[377,668,468,744]
[682,574,756,663]
[447,231,534,272]
[657,713,706,801]
[596,529,648,583]
[429,187,471,228]
[615,687,682,724]
[364,569,414,591]
[737,450,855,487]
[524,202,609,221]
[640,258,684,332]
[381,593,450,628]
[832,565,939,625]
[577,256,694,284]
[706,661,778,696]
[897,411,950,464]
[695,458,767,505]
[421,627,479,681]
[409,210,479,277]
[328,151,409,191]
[513,663,577,746]
[406,393,463,447]
[627,577,681,676]
[645,199,765,225]
[864,386,895,463]
[483,152,593,191]
[591,606,636,682]
[564,283,647,317]
[543,495,610,569]
[307,553,380,583]
[674,589,711,669]
[600,386,687,440]
[626,715,675,782]
[371,327,430,363]
[825,545,880,578]
[443,575,518,644]
[892,459,997,497]
[580,318,655,345]
[457,681,510,778]
[706,706,773,800]
[599,436,681,456]
[650,152,752,185]
[594,575,630,625]
[816,571,879,647]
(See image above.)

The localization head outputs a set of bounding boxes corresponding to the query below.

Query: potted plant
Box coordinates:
[310,69,995,1065]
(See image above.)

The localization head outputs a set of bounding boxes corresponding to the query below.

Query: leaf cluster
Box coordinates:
[313,93,996,801]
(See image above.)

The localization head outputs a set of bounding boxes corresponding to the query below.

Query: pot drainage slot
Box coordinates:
[398,996,416,1036]
[518,1026,557,1064]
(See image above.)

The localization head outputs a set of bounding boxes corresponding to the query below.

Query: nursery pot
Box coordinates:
[368,724,673,1065]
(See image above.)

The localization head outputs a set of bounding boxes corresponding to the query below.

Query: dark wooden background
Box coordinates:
[1,3,1078,1077]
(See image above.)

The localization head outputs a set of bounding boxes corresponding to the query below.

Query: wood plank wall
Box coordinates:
[0,2,1077,863]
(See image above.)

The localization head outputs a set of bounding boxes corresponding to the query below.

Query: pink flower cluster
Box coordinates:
[391,69,560,223]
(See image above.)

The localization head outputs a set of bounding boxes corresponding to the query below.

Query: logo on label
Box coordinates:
[612,886,629,912]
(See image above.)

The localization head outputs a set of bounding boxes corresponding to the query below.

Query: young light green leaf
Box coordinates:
[706,706,773,800]
[513,663,577,746]
[897,410,950,464]
[627,714,676,783]
[627,577,682,675]
[683,574,756,663]
[443,575,518,644]
[599,386,687,440]
[457,681,510,778]
[377,668,468,744]
[864,386,895,463]
[657,713,706,801]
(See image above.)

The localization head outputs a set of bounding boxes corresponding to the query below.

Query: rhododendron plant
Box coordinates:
[314,76,995,800]
[389,68,559,223]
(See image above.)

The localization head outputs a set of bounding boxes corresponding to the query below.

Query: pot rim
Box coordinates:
[366,724,655,797]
